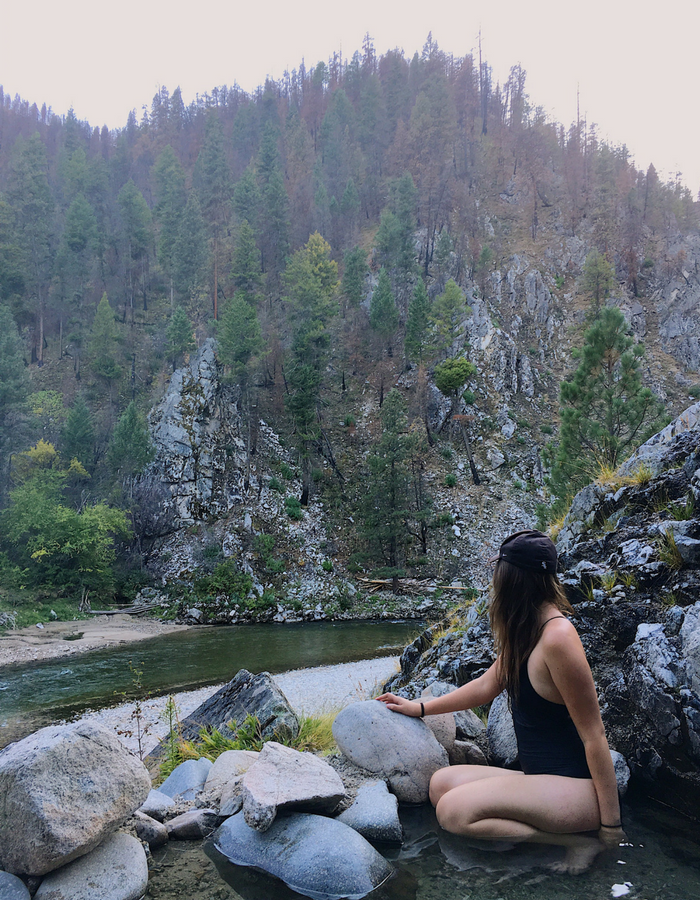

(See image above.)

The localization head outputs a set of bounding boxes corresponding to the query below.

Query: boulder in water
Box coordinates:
[336,781,402,843]
[208,811,393,900]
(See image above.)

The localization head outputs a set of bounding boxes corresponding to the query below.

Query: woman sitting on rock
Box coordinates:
[378,529,625,874]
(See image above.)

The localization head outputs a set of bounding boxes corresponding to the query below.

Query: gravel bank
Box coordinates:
[71,656,400,756]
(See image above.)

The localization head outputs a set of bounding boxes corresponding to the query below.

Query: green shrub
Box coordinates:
[440,447,453,460]
[344,414,356,427]
[269,476,283,492]
[321,559,333,572]
[462,390,475,406]
[445,473,457,487]
[284,496,303,520]
[280,463,295,480]
[540,424,553,435]
[689,385,700,399]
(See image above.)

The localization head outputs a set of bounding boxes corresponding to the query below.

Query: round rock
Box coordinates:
[209,811,393,899]
[34,833,148,900]
[332,700,449,803]
[336,780,402,843]
[0,872,31,900]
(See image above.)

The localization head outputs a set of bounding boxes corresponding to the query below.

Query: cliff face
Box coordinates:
[385,403,700,815]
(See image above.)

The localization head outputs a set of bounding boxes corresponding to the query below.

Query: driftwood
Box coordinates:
[356,577,472,596]
[88,603,162,616]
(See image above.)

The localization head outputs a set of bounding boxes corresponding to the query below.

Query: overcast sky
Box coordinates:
[3,1,698,196]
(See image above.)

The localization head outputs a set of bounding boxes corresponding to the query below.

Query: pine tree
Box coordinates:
[107,402,154,481]
[582,249,615,311]
[117,180,152,315]
[88,293,121,383]
[173,192,209,302]
[61,396,94,469]
[548,307,666,512]
[165,307,195,371]
[405,278,431,363]
[341,247,368,315]
[217,296,263,387]
[154,146,187,306]
[0,304,29,502]
[231,221,263,300]
[369,267,399,356]
[430,278,469,358]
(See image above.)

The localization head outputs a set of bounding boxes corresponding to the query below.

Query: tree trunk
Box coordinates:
[459,422,481,485]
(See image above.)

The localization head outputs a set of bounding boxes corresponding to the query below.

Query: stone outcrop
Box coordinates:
[208,811,394,899]
[0,722,150,877]
[147,670,299,762]
[332,700,449,803]
[240,742,346,831]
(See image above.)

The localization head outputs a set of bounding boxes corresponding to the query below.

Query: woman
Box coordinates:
[378,529,625,874]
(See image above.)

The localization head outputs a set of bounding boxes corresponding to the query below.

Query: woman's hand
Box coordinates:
[376,692,422,717]
[598,825,627,849]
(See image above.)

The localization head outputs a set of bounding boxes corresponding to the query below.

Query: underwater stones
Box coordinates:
[336,781,403,843]
[0,722,150,877]
[209,811,393,900]
[241,742,345,831]
[332,700,448,803]
[34,833,148,900]
[158,757,213,802]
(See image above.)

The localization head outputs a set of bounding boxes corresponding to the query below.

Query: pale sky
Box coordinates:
[3,1,699,196]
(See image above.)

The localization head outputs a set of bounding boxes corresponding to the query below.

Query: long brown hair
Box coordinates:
[490,559,573,699]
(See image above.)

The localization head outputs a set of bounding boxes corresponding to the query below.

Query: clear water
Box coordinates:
[0,620,420,747]
[148,798,700,900]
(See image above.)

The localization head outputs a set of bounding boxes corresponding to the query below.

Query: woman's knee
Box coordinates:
[429,767,453,807]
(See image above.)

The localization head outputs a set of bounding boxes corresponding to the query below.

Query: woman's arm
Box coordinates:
[377,659,502,717]
[540,621,625,846]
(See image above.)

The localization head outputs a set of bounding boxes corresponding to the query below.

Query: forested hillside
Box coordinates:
[1,36,699,621]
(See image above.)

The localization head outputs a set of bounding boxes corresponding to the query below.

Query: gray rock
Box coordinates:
[165,809,220,840]
[147,670,298,762]
[618,401,700,477]
[420,686,456,754]
[675,536,700,565]
[204,749,259,801]
[332,700,449,803]
[158,757,213,802]
[448,740,488,766]
[556,482,607,552]
[209,812,393,899]
[138,788,175,821]
[0,873,31,900]
[0,722,150,877]
[486,691,519,767]
[337,781,402,843]
[454,709,487,740]
[34,833,148,900]
[241,741,346,831]
[610,751,630,797]
[132,810,169,849]
[615,539,655,568]
[681,601,700,694]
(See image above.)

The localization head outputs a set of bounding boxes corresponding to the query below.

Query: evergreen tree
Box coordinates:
[230,221,263,300]
[369,267,399,356]
[0,304,29,502]
[582,249,616,310]
[361,388,413,587]
[173,192,209,302]
[194,114,232,319]
[61,395,94,469]
[165,307,195,371]
[232,167,262,232]
[117,180,152,315]
[154,146,187,306]
[88,293,121,384]
[548,307,666,512]
[405,278,431,363]
[107,402,154,482]
[217,296,263,387]
[341,246,368,315]
[430,278,469,358]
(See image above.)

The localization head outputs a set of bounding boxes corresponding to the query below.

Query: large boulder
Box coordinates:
[204,749,259,802]
[34,833,148,900]
[241,742,346,831]
[332,700,449,803]
[336,780,402,843]
[208,811,393,899]
[0,722,150,877]
[147,669,298,762]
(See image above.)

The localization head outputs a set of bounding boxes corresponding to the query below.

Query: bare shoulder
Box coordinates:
[539,616,587,661]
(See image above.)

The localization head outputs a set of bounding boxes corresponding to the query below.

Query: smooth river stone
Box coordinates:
[158,757,213,802]
[332,700,449,803]
[0,872,31,900]
[34,833,148,900]
[336,780,402,843]
[208,811,393,900]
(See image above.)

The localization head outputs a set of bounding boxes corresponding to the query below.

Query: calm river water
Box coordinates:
[0,620,420,747]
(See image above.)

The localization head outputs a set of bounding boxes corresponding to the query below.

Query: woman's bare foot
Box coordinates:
[549,835,604,875]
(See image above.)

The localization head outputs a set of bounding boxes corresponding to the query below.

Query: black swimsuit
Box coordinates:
[510,618,591,779]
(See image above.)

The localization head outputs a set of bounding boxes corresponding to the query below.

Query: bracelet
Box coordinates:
[600,822,623,829]
[419,702,425,718]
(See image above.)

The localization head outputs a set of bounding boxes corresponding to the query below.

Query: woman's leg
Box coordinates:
[431,768,604,874]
